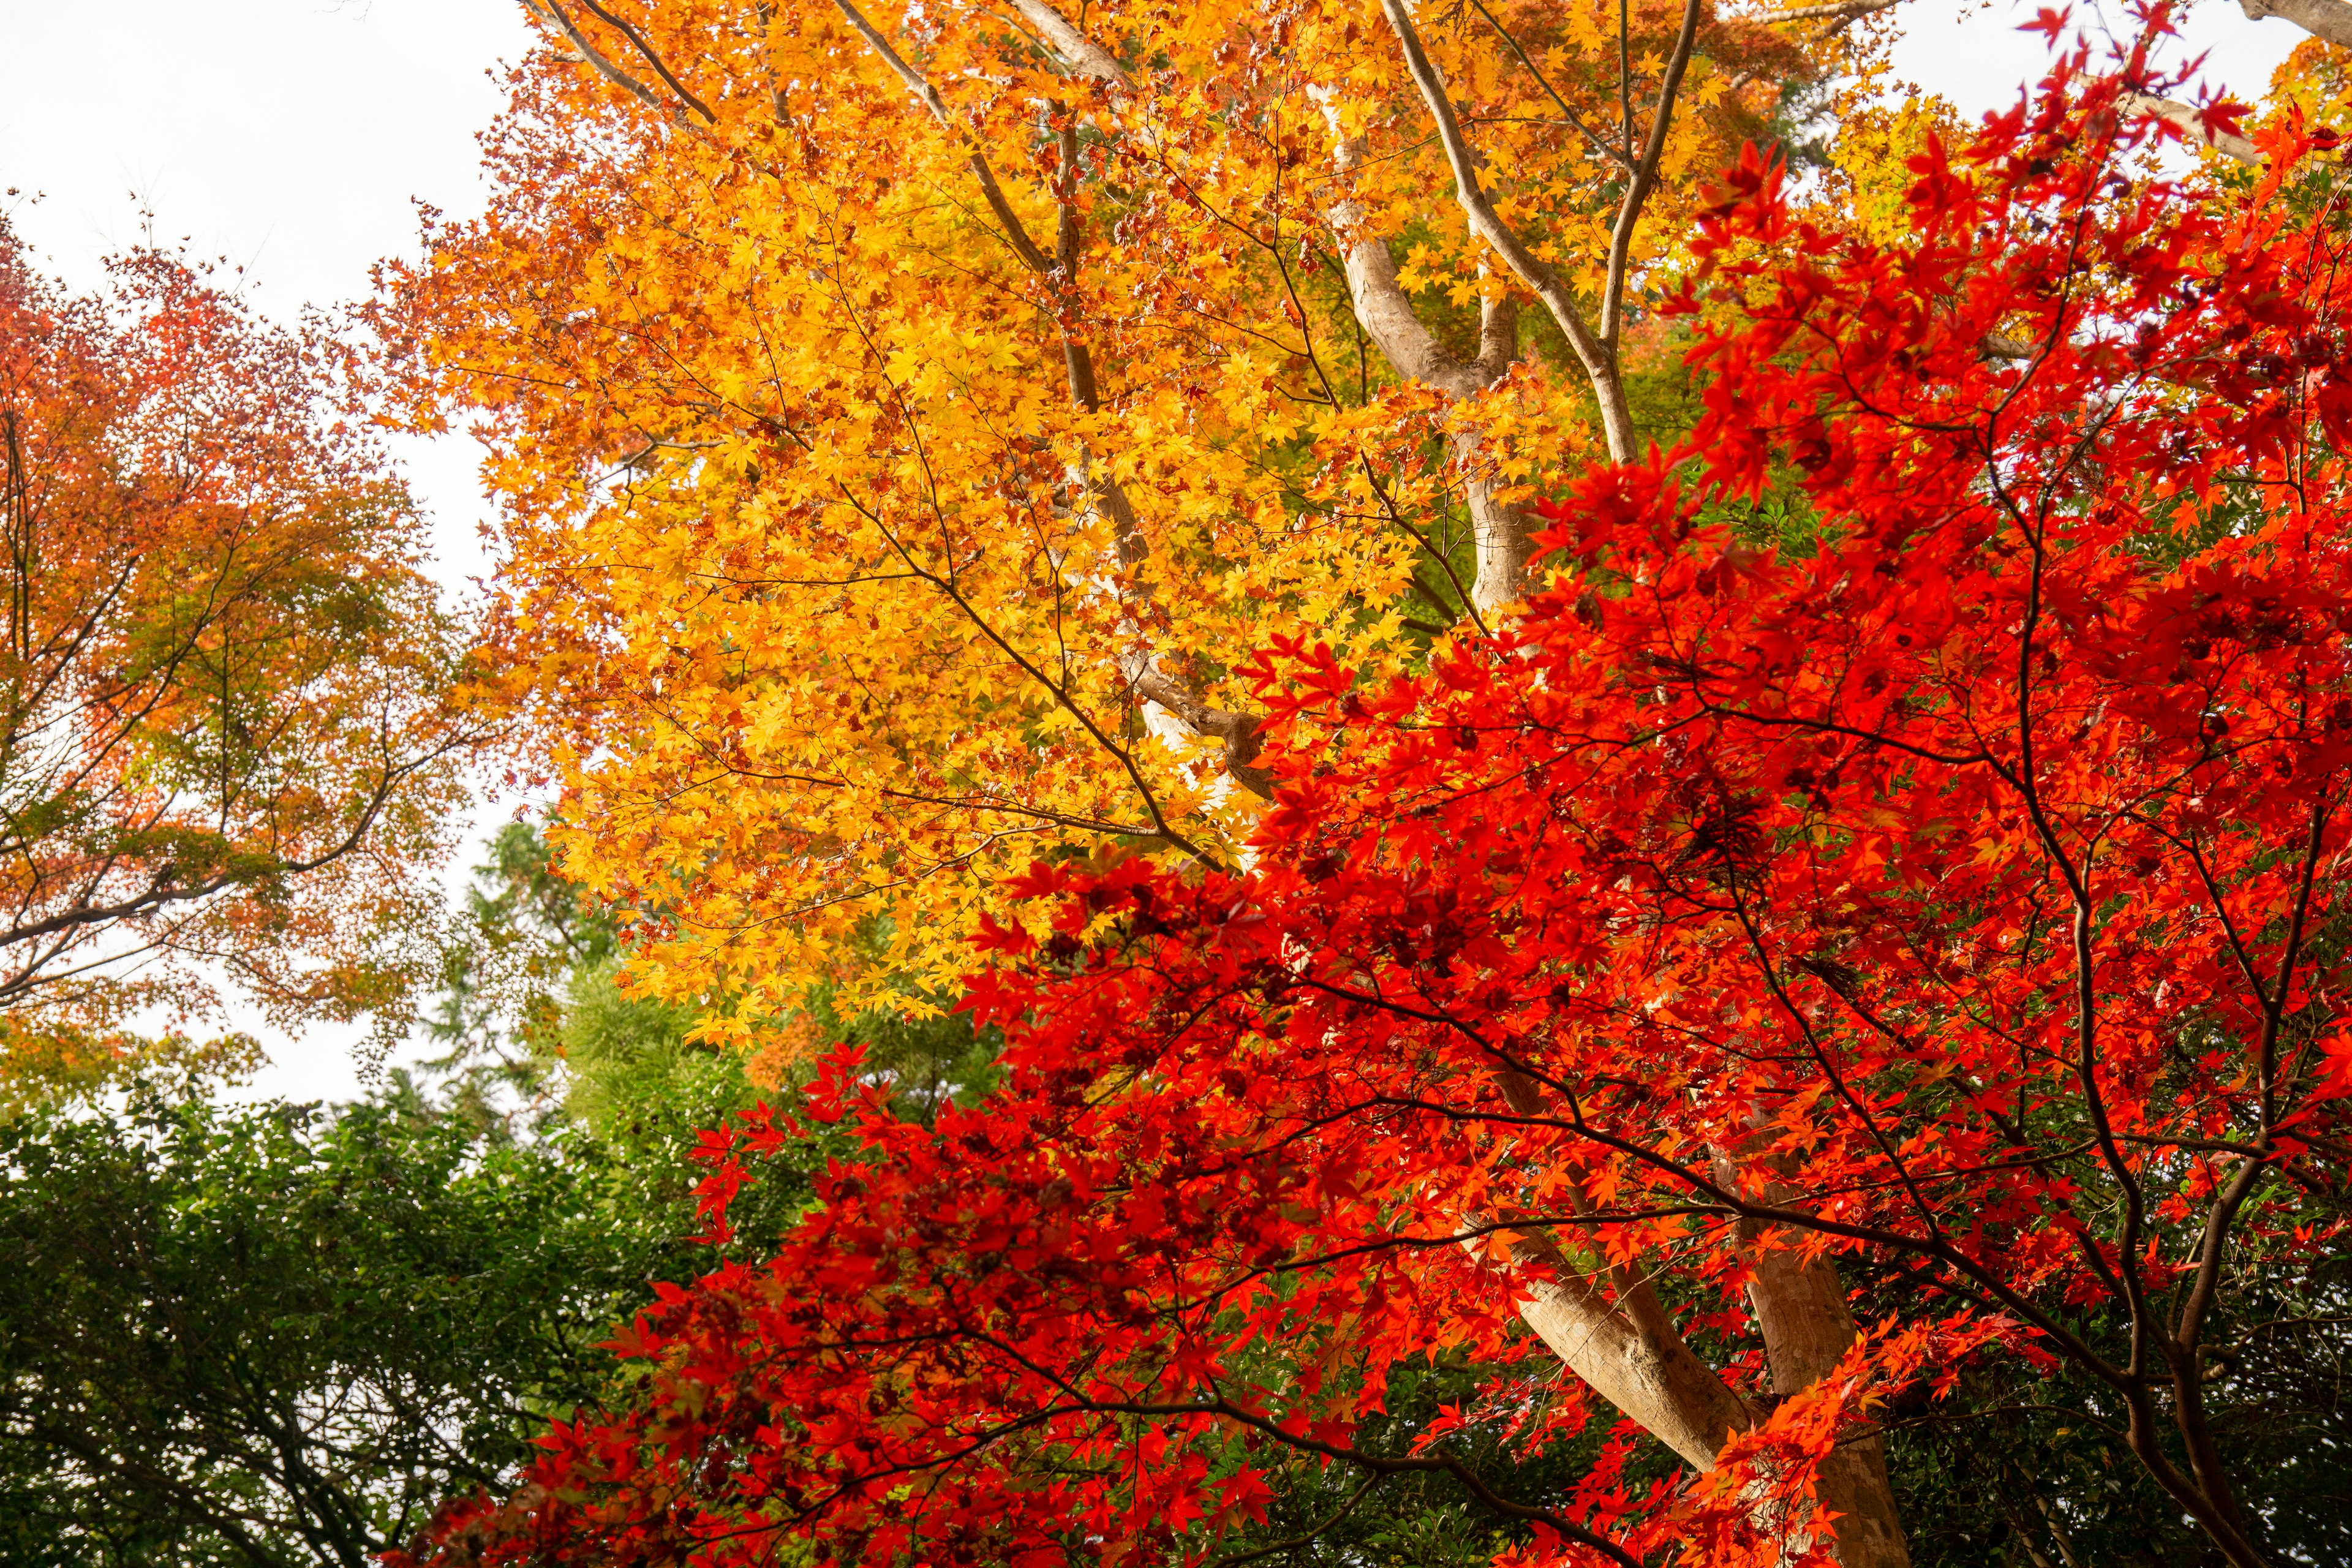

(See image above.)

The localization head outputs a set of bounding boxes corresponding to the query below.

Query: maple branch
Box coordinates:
[2168,791,2333,1441]
[1309,118,1493,399]
[1756,0,1901,23]
[1251,174,1496,641]
[1969,353,2163,1370]
[1210,1475,1383,1568]
[2254,793,2331,1134]
[2238,0,2352,50]
[527,0,711,124]
[1308,91,1535,612]
[657,747,1174,842]
[829,1,1272,792]
[1724,879,1951,1245]
[1978,331,2042,361]
[1005,0,1129,86]
[839,485,1213,863]
[1121,667,1274,797]
[1983,433,2266,1556]
[0,618,482,1003]
[1602,0,1703,349]
[1463,0,1634,173]
[568,0,716,120]
[1359,454,1491,640]
[831,0,1056,276]
[1283,970,2141,1391]
[526,0,658,105]
[926,1327,1629,1555]
[1070,1394,1648,1568]
[1378,0,1637,462]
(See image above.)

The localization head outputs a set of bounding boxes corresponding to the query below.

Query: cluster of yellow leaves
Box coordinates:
[382,0,1886,1039]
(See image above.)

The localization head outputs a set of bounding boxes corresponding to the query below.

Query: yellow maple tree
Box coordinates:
[379,0,1901,1033]
[372,12,2352,1562]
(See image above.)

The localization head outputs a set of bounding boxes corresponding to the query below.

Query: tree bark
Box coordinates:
[1740,1218,1911,1567]
[2119,92,2259,165]
[2239,0,2352,48]
[1316,97,1531,614]
[1490,1071,1911,1566]
[1482,1221,1757,1468]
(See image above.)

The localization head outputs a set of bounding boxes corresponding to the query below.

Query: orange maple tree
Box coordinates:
[395,28,2352,1568]
[0,221,478,1093]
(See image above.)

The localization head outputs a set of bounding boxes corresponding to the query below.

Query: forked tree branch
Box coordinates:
[1602,0,1705,345]
[526,0,659,107]
[831,0,1272,799]
[1378,0,1702,461]
[571,0,717,119]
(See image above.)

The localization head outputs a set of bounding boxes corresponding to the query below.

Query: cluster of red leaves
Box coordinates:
[401,48,2352,1568]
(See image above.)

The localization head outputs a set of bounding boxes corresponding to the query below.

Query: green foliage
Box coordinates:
[0,821,862,1566]
[1872,1256,2352,1568]
[0,1090,714,1567]
[414,820,616,1139]
[1205,1359,1683,1568]
[796,974,1001,1125]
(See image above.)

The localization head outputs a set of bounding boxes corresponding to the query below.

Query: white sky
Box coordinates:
[0,0,2312,1103]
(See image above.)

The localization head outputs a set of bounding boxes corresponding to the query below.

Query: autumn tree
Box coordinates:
[0,220,476,1093]
[378,0,1898,1030]
[397,36,2352,1568]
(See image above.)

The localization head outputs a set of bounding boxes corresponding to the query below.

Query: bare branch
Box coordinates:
[1755,0,1901,24]
[1006,0,1131,85]
[1600,0,1705,349]
[2238,0,2352,49]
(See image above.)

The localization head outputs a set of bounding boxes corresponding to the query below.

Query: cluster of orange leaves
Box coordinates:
[0,219,476,1081]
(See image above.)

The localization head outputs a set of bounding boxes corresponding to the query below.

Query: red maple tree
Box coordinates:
[402,40,2352,1568]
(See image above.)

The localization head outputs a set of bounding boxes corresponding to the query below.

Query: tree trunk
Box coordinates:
[1496,1226,1756,1468]
[1486,1072,1910,1566]
[1742,1218,1911,1567]
[1315,41,1909,1556]
[1317,97,1529,616]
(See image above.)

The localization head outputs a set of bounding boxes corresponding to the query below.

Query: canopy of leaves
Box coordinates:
[394,50,2352,1568]
[376,0,1877,1030]
[0,1090,694,1567]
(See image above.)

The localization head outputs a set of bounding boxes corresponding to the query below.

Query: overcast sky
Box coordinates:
[0,0,2312,1103]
